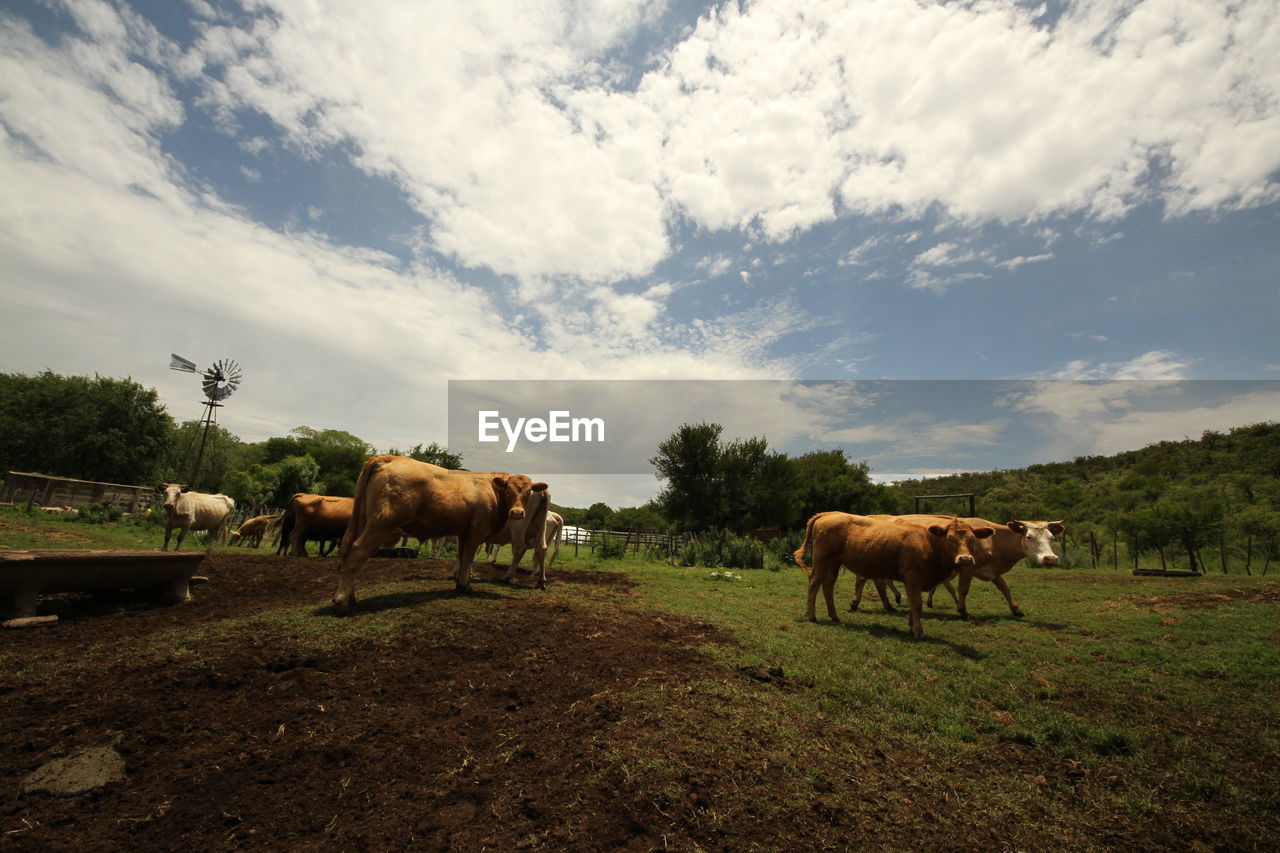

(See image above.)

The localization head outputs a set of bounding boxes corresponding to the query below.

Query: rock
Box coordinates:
[22,746,126,795]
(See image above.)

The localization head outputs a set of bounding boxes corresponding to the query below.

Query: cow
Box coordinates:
[333,455,548,613]
[286,494,355,557]
[851,516,1065,618]
[486,490,563,589]
[794,512,994,640]
[155,483,236,553]
[272,510,337,556]
[229,513,282,548]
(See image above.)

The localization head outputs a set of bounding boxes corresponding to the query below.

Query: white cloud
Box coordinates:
[822,419,1007,458]
[1044,349,1194,380]
[176,0,1280,287]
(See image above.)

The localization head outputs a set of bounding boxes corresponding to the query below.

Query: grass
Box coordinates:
[5,508,1280,847]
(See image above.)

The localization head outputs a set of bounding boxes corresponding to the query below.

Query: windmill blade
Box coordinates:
[169,353,198,373]
[202,358,243,401]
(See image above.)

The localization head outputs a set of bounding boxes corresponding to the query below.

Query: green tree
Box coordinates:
[387,441,463,469]
[650,423,724,530]
[790,449,895,522]
[0,370,174,484]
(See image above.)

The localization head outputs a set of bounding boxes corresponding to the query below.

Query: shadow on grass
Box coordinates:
[315,585,507,617]
[806,615,988,660]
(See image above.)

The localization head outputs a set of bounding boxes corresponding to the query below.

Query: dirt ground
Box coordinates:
[0,552,745,851]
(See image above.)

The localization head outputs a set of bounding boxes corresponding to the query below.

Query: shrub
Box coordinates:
[596,536,627,560]
[678,532,764,569]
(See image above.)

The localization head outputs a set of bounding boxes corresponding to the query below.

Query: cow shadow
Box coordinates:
[316,585,506,616]
[808,616,988,660]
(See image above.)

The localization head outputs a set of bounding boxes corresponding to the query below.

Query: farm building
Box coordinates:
[1,471,155,513]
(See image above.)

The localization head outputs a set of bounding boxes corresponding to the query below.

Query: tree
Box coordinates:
[387,442,463,469]
[164,420,243,492]
[790,450,894,522]
[650,423,724,530]
[0,370,174,484]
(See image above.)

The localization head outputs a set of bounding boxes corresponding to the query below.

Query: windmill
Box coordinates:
[169,354,243,489]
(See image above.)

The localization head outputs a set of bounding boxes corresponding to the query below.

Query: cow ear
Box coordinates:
[974,526,995,539]
[926,524,947,538]
[531,482,548,492]
[1006,520,1026,534]
[155,484,165,493]
[1048,522,1066,535]
[180,485,192,494]
[492,476,508,490]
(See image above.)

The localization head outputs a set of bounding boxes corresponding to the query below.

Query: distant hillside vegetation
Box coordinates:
[889,422,1280,573]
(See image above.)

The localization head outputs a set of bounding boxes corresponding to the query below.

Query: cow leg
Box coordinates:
[290,530,308,557]
[455,535,485,591]
[992,574,1023,617]
[873,579,897,613]
[174,526,188,552]
[531,545,547,590]
[332,525,395,613]
[955,571,975,619]
[502,540,528,583]
[905,580,926,640]
[820,566,840,622]
[850,574,866,612]
[162,525,174,551]
[805,561,839,622]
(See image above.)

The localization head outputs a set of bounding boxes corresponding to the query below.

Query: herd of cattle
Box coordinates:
[156,455,1065,637]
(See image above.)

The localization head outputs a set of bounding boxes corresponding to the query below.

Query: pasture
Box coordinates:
[1,511,1278,850]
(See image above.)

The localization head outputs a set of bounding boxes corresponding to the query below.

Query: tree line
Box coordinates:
[0,371,460,512]
[4,371,1277,572]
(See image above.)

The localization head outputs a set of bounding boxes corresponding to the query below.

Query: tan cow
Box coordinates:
[229,513,282,548]
[794,512,994,639]
[333,455,548,613]
[156,484,236,553]
[851,516,1065,618]
[287,494,354,557]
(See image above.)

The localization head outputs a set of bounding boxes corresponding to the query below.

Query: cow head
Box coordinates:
[927,518,995,566]
[492,475,550,521]
[156,483,187,511]
[1006,520,1065,566]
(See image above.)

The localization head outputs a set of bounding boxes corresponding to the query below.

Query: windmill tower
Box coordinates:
[169,354,242,489]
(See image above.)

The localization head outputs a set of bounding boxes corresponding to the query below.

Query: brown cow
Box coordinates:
[794,512,994,639]
[229,513,282,548]
[851,516,1065,618]
[287,494,354,557]
[333,455,548,613]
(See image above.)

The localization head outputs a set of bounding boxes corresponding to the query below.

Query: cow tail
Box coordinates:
[342,456,381,559]
[793,513,820,574]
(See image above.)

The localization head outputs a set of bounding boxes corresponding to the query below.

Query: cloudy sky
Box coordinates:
[2,0,1278,506]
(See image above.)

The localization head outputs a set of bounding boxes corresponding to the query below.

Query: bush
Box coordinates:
[678,532,764,569]
[77,502,124,525]
[596,536,627,560]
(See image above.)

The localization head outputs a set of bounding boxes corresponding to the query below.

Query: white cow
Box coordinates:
[486,491,562,589]
[156,483,236,553]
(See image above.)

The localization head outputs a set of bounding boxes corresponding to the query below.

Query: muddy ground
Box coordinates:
[1,551,1275,851]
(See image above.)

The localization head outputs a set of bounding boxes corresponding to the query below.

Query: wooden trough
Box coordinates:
[0,550,207,624]
[1132,568,1203,578]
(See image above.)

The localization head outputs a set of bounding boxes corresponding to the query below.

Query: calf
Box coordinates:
[229,513,282,548]
[794,513,993,640]
[156,483,236,553]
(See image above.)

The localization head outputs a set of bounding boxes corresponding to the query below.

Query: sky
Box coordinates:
[2,0,1278,508]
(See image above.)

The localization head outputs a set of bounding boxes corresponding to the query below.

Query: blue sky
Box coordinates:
[2,0,1278,507]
